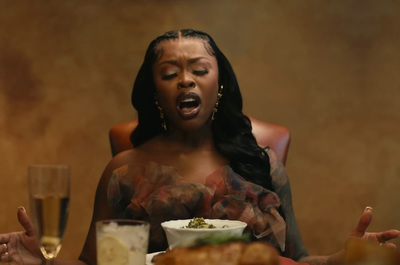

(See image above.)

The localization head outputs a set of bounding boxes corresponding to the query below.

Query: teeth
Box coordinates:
[181,98,195,103]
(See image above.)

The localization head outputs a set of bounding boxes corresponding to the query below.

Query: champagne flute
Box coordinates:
[28,165,70,262]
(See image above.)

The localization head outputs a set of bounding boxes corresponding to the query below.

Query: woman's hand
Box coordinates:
[299,207,400,265]
[0,207,44,264]
[349,207,400,248]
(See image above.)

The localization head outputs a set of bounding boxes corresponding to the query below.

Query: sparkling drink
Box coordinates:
[28,165,70,261]
[96,220,150,265]
[33,194,69,259]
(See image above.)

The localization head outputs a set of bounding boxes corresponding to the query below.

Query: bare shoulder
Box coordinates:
[106,135,169,176]
[100,148,147,181]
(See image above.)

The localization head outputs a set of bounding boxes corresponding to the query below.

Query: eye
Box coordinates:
[161,73,177,80]
[193,70,208,76]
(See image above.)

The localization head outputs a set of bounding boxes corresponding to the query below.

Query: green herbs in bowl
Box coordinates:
[185,217,216,229]
[161,218,247,249]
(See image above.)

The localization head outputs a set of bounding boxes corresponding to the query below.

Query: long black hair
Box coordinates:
[131,29,273,191]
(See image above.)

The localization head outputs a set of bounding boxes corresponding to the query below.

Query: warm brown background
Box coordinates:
[1,0,399,260]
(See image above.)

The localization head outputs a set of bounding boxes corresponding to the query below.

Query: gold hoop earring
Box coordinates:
[211,85,223,121]
[154,97,167,131]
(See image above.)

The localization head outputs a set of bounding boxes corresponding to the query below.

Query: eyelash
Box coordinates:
[193,70,209,76]
[161,70,209,80]
[162,73,177,80]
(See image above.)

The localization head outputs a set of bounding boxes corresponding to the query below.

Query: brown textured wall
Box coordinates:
[1,0,399,259]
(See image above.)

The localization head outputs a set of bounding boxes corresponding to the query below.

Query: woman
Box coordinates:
[0,29,398,265]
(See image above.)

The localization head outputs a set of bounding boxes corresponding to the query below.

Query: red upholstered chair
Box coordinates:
[109,116,290,165]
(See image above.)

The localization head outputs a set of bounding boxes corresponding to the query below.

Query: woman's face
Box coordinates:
[153,38,219,132]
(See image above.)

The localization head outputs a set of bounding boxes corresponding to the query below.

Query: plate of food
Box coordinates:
[148,233,280,265]
[146,251,164,265]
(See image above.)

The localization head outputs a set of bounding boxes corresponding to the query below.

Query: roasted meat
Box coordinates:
[154,241,280,265]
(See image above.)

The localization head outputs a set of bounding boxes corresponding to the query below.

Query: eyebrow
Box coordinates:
[158,56,210,67]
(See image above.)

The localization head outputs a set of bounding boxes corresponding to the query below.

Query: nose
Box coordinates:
[177,72,195,89]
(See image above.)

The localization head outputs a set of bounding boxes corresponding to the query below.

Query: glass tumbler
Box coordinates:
[96,219,150,265]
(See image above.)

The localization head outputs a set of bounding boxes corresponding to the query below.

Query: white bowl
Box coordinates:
[161,219,247,248]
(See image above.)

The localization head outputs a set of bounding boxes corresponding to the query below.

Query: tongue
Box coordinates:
[178,102,200,119]
[180,104,197,115]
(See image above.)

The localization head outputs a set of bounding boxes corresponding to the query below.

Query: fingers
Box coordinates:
[17,206,35,237]
[377,230,400,243]
[0,251,10,262]
[0,232,10,246]
[381,242,397,249]
[0,243,9,262]
[0,243,7,253]
[351,206,373,237]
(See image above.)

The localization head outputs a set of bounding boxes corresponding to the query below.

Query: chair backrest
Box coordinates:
[109,116,290,165]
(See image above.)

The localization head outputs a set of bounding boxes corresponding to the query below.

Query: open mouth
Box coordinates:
[179,98,199,109]
[176,93,201,119]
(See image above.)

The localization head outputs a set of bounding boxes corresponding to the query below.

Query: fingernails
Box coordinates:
[18,206,26,212]
[365,206,373,212]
